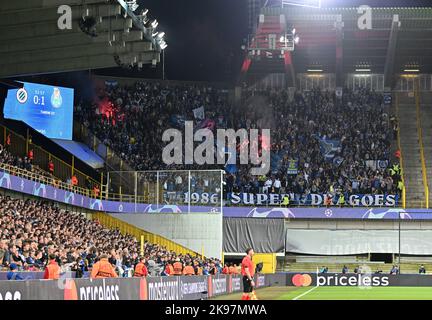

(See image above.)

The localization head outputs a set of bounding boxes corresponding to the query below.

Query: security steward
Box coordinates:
[338,193,345,207]
[183,262,195,276]
[281,194,290,207]
[90,254,118,279]
[165,260,175,276]
[43,254,61,280]
[241,248,257,300]
[194,262,203,275]
[134,257,148,277]
[173,258,183,276]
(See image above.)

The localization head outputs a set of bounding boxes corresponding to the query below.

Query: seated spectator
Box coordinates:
[7,263,24,280]
[342,265,348,274]
[389,265,399,275]
[0,195,222,278]
[419,264,426,274]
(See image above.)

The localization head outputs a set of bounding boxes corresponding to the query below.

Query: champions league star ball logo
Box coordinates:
[324,209,333,217]
[51,87,63,108]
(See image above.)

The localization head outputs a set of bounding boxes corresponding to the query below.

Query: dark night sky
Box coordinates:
[96,0,432,82]
[96,0,249,83]
[24,0,432,86]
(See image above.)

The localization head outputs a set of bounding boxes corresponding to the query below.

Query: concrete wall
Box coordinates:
[109,213,223,259]
[285,219,432,230]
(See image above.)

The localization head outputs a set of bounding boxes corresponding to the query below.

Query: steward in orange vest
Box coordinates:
[28,149,34,161]
[173,259,183,275]
[93,185,100,198]
[222,264,229,274]
[195,265,203,275]
[183,263,195,276]
[134,257,148,277]
[165,262,174,276]
[229,264,239,274]
[48,160,54,174]
[90,254,118,279]
[43,254,60,280]
[71,175,78,186]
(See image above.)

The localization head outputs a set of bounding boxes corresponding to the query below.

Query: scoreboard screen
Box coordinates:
[3,82,74,140]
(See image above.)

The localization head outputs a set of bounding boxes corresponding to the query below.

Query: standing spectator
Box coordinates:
[44,254,60,280]
[48,159,54,175]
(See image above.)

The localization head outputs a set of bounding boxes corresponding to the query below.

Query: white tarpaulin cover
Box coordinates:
[286,229,432,255]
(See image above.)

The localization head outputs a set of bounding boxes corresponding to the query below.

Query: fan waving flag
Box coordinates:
[313,135,341,161]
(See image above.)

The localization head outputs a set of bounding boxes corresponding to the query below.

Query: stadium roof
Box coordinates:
[261,6,432,87]
[0,0,165,78]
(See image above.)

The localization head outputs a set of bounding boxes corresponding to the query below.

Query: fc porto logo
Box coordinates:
[51,87,63,108]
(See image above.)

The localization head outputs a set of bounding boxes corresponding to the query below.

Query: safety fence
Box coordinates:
[0,124,101,189]
[0,274,273,300]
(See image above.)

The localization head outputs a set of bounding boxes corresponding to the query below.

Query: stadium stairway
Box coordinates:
[92,212,201,258]
[420,92,432,206]
[397,92,426,207]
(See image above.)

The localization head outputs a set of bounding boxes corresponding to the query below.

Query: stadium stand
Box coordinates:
[75,80,401,205]
[0,195,223,277]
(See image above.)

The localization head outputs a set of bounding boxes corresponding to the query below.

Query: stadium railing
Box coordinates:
[395,93,406,209]
[0,161,97,198]
[415,85,429,208]
[0,124,101,190]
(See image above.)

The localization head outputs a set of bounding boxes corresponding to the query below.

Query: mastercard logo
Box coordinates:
[139,277,148,300]
[64,279,78,300]
[292,274,312,287]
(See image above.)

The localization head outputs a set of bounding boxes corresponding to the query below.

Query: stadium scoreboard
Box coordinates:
[3,82,74,140]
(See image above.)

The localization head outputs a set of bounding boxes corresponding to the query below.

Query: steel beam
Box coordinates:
[0,30,144,53]
[0,18,132,41]
[0,4,121,26]
[384,15,401,88]
[0,51,159,78]
[0,41,153,65]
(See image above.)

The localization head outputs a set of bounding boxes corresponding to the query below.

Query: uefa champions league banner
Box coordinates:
[2,170,432,219]
[0,275,251,300]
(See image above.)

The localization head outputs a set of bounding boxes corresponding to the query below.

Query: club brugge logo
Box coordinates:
[16,88,28,104]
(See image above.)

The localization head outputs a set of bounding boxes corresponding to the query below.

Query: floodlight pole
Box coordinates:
[398,210,401,273]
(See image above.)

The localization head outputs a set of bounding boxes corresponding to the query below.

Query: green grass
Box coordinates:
[212,286,432,300]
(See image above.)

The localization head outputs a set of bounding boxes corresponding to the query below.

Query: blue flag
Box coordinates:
[314,135,341,161]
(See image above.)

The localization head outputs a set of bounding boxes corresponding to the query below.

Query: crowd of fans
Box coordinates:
[0,196,224,278]
[75,81,401,205]
[0,143,34,173]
